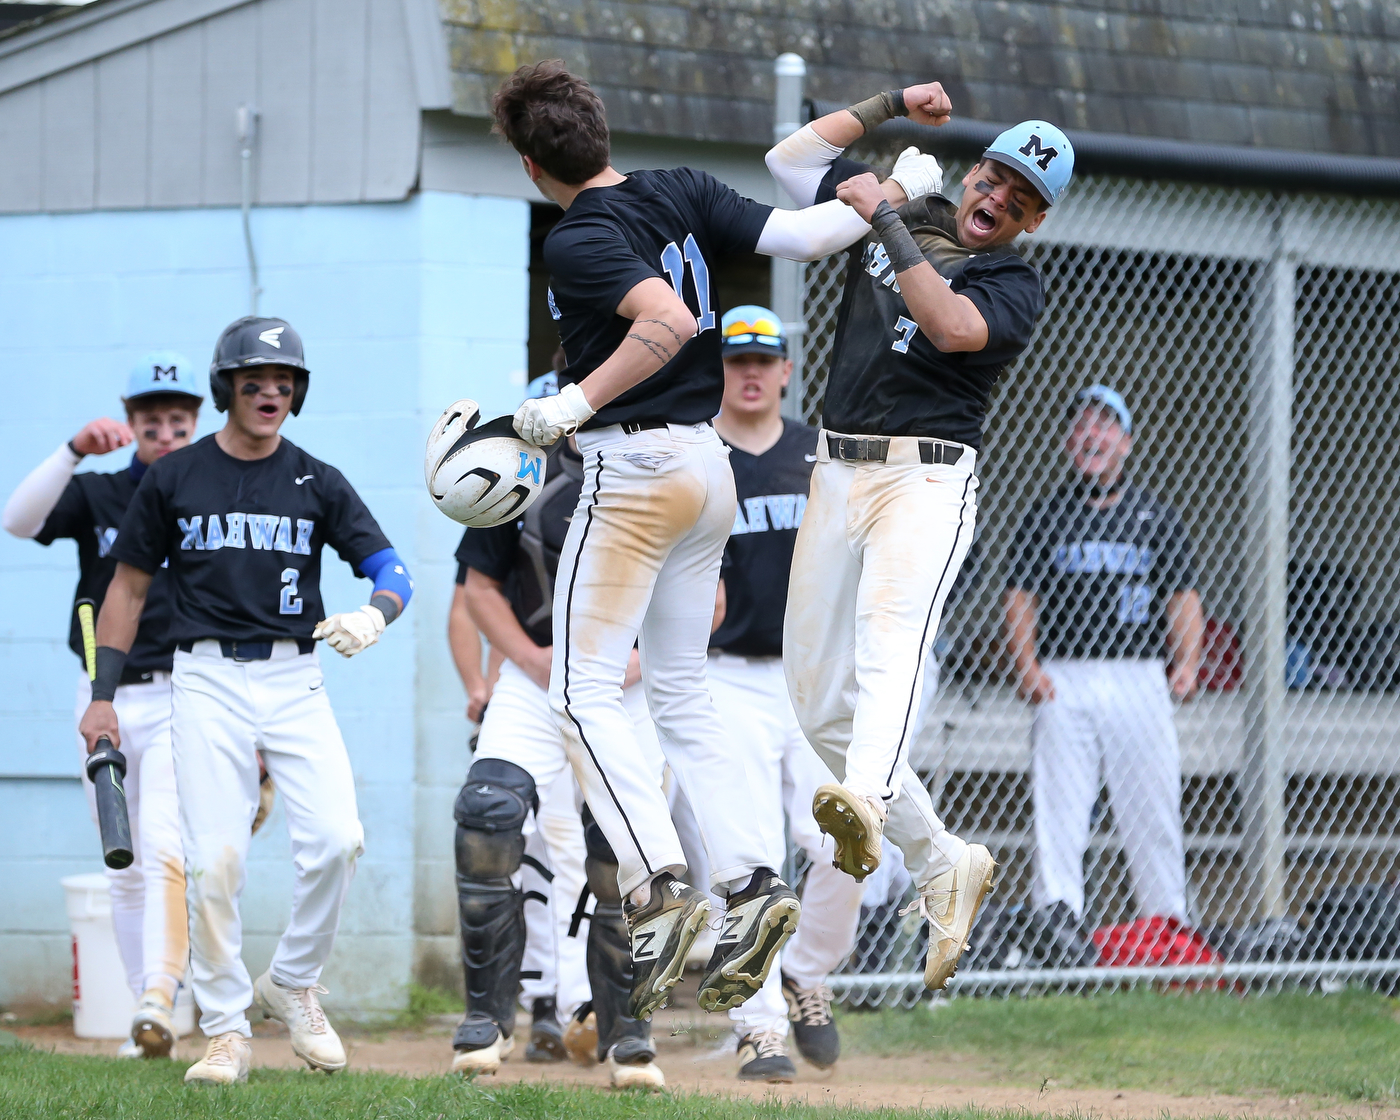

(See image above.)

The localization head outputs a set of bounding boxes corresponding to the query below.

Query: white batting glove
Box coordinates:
[513,381,594,447]
[889,146,944,202]
[313,604,386,658]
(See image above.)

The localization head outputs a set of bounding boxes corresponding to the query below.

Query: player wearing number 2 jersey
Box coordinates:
[79,316,414,1086]
[489,62,939,1020]
[766,85,1074,993]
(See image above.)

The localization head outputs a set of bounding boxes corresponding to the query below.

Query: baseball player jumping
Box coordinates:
[454,413,667,1087]
[78,317,414,1085]
[491,61,946,1018]
[3,354,203,1058]
[709,307,865,1082]
[766,84,1074,988]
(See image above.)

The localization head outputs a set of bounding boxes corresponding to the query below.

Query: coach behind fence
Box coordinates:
[1003,385,1204,926]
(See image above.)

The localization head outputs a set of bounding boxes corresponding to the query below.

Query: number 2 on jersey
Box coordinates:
[280,567,303,615]
[660,234,716,332]
[892,315,919,353]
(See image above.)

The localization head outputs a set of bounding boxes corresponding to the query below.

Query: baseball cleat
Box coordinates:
[624,872,712,1021]
[131,990,176,1059]
[606,1037,665,1089]
[252,971,346,1073]
[116,1038,142,1059]
[781,974,840,1069]
[183,1032,251,1085]
[562,1005,599,1066]
[812,783,885,881]
[451,1021,514,1074]
[736,1027,796,1083]
[524,997,566,1063]
[697,868,800,1013]
[905,843,997,991]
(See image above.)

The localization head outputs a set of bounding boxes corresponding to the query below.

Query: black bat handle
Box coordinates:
[86,737,134,870]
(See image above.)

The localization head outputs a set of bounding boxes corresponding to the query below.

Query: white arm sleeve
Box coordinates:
[755,201,871,263]
[765,124,846,207]
[3,442,80,538]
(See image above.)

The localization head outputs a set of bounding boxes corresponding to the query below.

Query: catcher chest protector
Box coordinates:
[453,758,537,1044]
[209,316,310,415]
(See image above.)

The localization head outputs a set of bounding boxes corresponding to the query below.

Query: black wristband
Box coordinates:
[92,646,127,703]
[67,439,85,459]
[888,89,909,117]
[370,592,401,626]
[870,201,927,274]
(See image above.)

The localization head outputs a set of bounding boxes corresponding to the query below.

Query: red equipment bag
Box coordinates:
[1093,916,1224,968]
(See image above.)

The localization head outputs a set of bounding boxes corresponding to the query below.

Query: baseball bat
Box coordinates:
[87,738,134,870]
[77,600,134,869]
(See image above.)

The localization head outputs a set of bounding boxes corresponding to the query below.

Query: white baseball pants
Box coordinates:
[706,652,865,1037]
[554,422,769,897]
[1031,658,1187,921]
[784,437,977,888]
[171,641,363,1038]
[75,672,188,1003]
[473,656,663,1022]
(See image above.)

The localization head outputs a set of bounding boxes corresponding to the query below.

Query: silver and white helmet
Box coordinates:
[425,399,547,528]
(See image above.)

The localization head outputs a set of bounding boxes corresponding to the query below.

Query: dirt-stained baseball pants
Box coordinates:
[784,434,975,889]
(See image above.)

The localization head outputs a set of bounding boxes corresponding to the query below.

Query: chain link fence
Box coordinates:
[801,147,1400,1005]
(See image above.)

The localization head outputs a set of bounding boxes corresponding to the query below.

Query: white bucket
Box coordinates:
[61,872,196,1040]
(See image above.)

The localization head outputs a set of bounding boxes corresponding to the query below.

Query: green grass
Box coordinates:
[0,1045,1028,1120]
[839,987,1400,1101]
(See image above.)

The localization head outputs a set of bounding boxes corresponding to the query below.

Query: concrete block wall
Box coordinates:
[0,189,529,1014]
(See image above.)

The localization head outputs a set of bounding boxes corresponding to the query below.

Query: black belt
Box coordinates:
[120,666,158,685]
[826,434,964,465]
[177,638,316,661]
[618,418,713,435]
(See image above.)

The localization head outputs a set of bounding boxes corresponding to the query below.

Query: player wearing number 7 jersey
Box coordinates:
[765,87,1074,991]
[79,315,414,1086]
[488,61,945,1020]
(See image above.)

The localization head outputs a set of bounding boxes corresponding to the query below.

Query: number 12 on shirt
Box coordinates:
[660,234,715,332]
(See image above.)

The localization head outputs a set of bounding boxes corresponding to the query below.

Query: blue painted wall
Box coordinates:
[0,190,530,1013]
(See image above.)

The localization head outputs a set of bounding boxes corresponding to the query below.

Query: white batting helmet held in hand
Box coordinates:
[426,399,548,528]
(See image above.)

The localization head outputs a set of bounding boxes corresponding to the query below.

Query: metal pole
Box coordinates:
[771,54,807,421]
[238,104,262,317]
[1239,195,1293,921]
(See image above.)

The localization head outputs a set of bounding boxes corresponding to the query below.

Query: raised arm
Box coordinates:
[78,562,155,751]
[3,419,132,538]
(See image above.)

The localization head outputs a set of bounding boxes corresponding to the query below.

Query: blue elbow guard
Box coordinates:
[360,547,414,609]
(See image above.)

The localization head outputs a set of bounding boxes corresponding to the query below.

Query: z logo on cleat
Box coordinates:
[633,929,660,960]
[718,912,746,943]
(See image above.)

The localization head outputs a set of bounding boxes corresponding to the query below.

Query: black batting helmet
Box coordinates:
[209,316,311,415]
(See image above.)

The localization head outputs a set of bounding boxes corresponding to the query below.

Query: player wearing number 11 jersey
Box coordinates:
[80,316,414,1086]
[489,61,942,1020]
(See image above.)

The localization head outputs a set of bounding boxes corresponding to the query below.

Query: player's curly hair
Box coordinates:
[492,61,610,186]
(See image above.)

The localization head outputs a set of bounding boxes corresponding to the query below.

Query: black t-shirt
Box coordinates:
[711,421,817,657]
[814,158,1045,449]
[112,435,391,643]
[34,459,176,678]
[455,442,585,648]
[1006,483,1197,660]
[545,168,772,429]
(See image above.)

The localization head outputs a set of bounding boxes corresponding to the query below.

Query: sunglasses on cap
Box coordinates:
[723,318,784,348]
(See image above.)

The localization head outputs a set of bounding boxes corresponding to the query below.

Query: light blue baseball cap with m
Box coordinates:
[983,120,1075,206]
[124,350,203,404]
[1069,384,1133,434]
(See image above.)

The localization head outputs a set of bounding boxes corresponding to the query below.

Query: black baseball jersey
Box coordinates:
[711,421,817,657]
[112,435,391,643]
[545,168,773,429]
[1006,483,1197,660]
[456,442,584,648]
[814,158,1045,449]
[34,458,175,678]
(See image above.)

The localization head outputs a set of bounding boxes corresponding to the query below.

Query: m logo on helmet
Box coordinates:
[1017,134,1059,171]
[258,326,285,348]
[152,365,178,382]
[516,452,543,485]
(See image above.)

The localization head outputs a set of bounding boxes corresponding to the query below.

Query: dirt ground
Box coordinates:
[14,988,1400,1120]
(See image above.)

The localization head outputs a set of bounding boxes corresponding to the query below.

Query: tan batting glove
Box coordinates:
[513,382,594,446]
[313,604,386,658]
[888,146,944,202]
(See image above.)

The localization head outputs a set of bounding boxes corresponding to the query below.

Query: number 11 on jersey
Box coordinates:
[660,234,716,332]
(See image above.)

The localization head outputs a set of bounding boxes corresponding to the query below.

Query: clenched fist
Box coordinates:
[313,604,386,657]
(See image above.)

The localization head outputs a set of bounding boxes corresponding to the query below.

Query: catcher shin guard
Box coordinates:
[453,759,537,1064]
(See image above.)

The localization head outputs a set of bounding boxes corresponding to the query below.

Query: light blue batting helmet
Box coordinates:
[983,120,1075,206]
[125,350,203,403]
[1070,384,1133,434]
